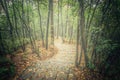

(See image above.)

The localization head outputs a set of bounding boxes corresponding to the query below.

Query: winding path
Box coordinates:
[19,38,77,80]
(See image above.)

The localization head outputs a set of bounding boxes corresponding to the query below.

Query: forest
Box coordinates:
[0,0,120,80]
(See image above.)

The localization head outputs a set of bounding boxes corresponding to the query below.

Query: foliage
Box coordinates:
[87,61,95,70]
[87,0,120,79]
[0,57,15,80]
[0,0,120,79]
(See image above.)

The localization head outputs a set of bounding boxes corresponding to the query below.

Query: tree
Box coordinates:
[50,0,54,46]
[46,0,50,50]
[57,0,59,39]
[78,0,88,67]
[37,0,44,47]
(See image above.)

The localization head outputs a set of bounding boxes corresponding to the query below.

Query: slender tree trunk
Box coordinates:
[50,0,54,46]
[57,0,59,39]
[60,0,64,42]
[69,18,74,43]
[37,0,44,47]
[0,4,2,13]
[32,1,37,40]
[21,0,25,51]
[0,0,15,51]
[30,0,38,53]
[15,3,35,52]
[65,0,69,39]
[46,0,50,50]
[75,17,80,67]
[79,0,88,67]
[79,47,83,66]
[26,0,35,50]
[0,31,5,55]
[12,0,24,51]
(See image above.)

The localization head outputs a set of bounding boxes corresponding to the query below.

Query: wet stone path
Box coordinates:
[18,39,76,80]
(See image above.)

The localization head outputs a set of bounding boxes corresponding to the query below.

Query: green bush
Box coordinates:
[87,61,95,70]
[0,57,15,80]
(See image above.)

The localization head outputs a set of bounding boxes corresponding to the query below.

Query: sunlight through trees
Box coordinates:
[0,0,120,80]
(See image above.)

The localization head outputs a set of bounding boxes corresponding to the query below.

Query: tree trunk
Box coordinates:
[50,0,54,46]
[37,0,44,47]
[75,17,80,67]
[46,0,50,50]
[12,0,25,51]
[65,0,69,39]
[79,0,88,67]
[57,0,59,39]
[60,0,64,42]
[69,18,74,43]
[0,0,15,51]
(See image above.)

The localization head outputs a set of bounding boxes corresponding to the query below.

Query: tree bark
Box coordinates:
[46,0,50,50]
[78,0,88,67]
[50,0,54,46]
[57,0,59,39]
[37,0,44,47]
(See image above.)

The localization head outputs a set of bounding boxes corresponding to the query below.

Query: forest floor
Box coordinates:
[11,40,58,79]
[12,38,102,80]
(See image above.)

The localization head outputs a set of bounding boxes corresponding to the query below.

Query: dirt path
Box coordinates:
[18,38,77,80]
